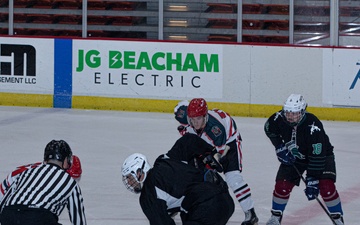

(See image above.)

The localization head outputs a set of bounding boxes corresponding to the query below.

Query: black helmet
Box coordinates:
[44,140,73,165]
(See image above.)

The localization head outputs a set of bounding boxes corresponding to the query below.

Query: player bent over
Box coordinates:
[1,155,82,201]
[0,140,86,225]
[122,152,234,225]
[264,94,344,225]
[174,98,258,225]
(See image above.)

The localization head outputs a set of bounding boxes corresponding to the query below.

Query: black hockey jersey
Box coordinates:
[165,133,215,167]
[264,111,335,178]
[139,156,227,225]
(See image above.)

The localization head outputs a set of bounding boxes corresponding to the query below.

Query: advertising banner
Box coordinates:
[332,49,360,106]
[0,37,54,94]
[72,40,223,99]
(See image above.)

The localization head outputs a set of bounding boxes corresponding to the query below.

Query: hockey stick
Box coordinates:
[292,165,337,225]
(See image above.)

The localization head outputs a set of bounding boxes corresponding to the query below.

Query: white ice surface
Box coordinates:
[0,106,358,225]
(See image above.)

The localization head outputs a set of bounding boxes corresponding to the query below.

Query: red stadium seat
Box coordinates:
[206,4,236,13]
[263,4,289,15]
[14,0,35,8]
[208,34,237,42]
[33,0,53,9]
[87,0,107,10]
[109,2,143,11]
[243,4,262,14]
[263,20,289,30]
[28,14,54,24]
[87,16,110,25]
[243,20,263,30]
[206,19,237,29]
[52,0,81,9]
[13,14,28,23]
[54,15,82,25]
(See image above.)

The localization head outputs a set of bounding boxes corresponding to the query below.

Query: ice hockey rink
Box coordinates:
[0,106,358,225]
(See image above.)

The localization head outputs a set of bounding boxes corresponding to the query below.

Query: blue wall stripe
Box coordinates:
[54,39,72,108]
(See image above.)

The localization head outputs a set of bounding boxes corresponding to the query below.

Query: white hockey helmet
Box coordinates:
[282,94,307,125]
[121,153,151,194]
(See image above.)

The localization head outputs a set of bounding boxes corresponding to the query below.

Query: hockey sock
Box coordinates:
[272,180,295,212]
[319,179,343,215]
[225,171,254,211]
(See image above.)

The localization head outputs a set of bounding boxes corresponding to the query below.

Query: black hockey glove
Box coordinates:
[202,153,223,173]
[177,125,187,136]
[304,177,319,201]
[174,100,189,125]
[275,144,295,165]
[204,169,221,184]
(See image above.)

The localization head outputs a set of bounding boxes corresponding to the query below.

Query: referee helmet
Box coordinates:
[44,140,73,167]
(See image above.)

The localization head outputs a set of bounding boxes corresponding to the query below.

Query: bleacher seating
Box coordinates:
[243,4,262,14]
[263,4,289,15]
[52,0,81,9]
[206,4,236,13]
[0,28,8,35]
[206,19,237,29]
[54,15,81,25]
[0,0,359,45]
[206,2,290,44]
[208,34,237,42]
[33,0,53,9]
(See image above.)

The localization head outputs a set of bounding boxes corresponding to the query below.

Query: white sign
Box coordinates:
[0,37,54,94]
[332,49,360,106]
[72,40,223,99]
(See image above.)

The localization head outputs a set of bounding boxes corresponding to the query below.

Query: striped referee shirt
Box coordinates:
[0,163,86,225]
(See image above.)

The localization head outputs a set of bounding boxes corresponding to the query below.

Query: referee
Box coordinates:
[0,140,87,225]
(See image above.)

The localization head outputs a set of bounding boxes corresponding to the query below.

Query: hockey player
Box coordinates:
[122,151,234,225]
[174,98,258,225]
[165,133,226,172]
[264,94,344,225]
[0,154,82,201]
[0,140,87,225]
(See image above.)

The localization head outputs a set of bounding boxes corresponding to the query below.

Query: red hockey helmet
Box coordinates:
[187,98,208,118]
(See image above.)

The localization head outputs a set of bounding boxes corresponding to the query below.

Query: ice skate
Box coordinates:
[266,210,282,225]
[241,208,259,225]
[331,213,344,225]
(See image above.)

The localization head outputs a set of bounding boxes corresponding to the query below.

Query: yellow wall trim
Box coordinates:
[0,93,53,108]
[0,94,358,122]
[73,96,360,122]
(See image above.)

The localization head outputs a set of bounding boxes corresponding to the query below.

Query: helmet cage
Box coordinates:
[282,94,307,125]
[122,153,150,194]
[122,169,144,194]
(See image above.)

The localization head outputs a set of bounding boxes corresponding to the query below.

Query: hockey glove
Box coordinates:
[202,153,223,173]
[174,100,189,125]
[304,177,319,201]
[275,144,295,165]
[177,125,187,136]
[204,169,221,184]
[285,140,305,160]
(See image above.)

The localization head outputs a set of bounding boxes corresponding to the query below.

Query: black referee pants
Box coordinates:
[0,205,61,225]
